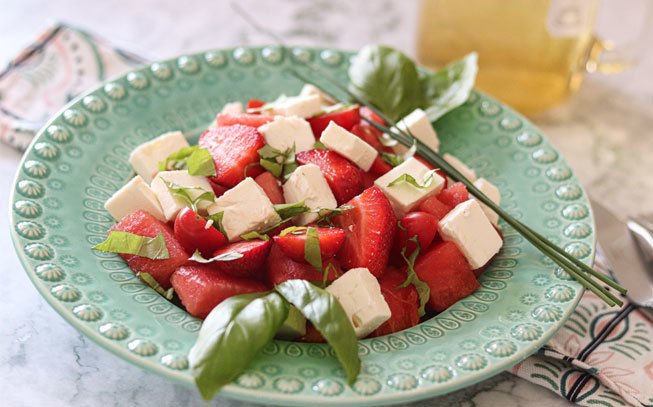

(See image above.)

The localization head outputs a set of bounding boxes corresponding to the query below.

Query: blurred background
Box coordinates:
[1,1,651,406]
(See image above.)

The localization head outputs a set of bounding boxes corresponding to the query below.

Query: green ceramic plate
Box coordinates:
[9,46,593,406]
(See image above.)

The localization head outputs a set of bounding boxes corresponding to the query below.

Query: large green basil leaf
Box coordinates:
[189,292,289,400]
[275,280,360,384]
[348,45,422,121]
[420,52,478,121]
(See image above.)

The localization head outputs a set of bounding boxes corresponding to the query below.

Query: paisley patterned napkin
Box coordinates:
[0,24,144,150]
[511,252,653,406]
[2,23,652,407]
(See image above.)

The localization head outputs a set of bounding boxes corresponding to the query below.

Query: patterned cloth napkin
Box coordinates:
[3,24,652,407]
[0,24,144,150]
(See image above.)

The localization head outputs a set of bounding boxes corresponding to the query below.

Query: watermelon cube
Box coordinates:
[110,210,188,289]
[415,241,479,312]
[171,264,268,319]
[369,268,419,337]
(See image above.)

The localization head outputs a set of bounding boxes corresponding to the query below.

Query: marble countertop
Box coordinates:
[1,1,651,406]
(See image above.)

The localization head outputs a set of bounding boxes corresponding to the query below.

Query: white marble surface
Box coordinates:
[1,0,651,406]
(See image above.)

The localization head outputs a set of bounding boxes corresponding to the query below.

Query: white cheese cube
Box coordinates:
[299,84,335,105]
[472,178,501,225]
[439,200,503,269]
[326,267,391,338]
[444,153,477,184]
[104,176,166,222]
[283,164,337,225]
[207,177,281,241]
[220,101,244,114]
[271,94,322,118]
[392,108,440,154]
[320,121,378,171]
[128,131,190,183]
[374,157,445,215]
[258,116,315,154]
[150,170,214,221]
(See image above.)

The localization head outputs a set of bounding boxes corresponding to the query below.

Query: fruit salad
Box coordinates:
[95,83,504,342]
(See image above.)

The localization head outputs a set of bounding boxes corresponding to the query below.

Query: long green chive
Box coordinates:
[231,3,626,307]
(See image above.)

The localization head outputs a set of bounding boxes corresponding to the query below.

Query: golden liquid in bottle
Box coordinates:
[417,0,599,115]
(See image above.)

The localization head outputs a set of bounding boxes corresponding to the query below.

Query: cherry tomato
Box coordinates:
[307,106,360,137]
[246,99,266,110]
[173,207,227,256]
[392,211,439,259]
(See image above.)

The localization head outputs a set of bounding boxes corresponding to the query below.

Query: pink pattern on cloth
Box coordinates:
[512,254,653,406]
[0,24,144,150]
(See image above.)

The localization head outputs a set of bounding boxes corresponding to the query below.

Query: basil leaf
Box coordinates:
[387,169,437,189]
[314,140,329,150]
[260,157,283,178]
[304,226,323,275]
[315,205,354,226]
[347,46,477,124]
[348,45,422,121]
[396,235,430,317]
[189,292,289,400]
[158,145,199,171]
[189,249,244,263]
[240,231,271,241]
[258,144,297,180]
[205,212,226,235]
[274,201,310,220]
[420,52,478,122]
[163,180,215,212]
[275,280,360,384]
[92,231,169,260]
[138,272,174,300]
[187,148,217,176]
[279,226,308,237]
[379,151,404,167]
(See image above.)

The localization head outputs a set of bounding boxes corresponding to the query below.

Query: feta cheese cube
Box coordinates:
[258,116,315,154]
[129,131,190,183]
[326,267,391,338]
[271,94,322,118]
[299,83,335,105]
[439,200,503,269]
[392,108,440,154]
[374,157,445,215]
[444,153,477,184]
[220,101,244,114]
[283,164,337,225]
[150,170,214,221]
[207,177,281,241]
[104,176,166,222]
[320,121,378,171]
[472,178,501,225]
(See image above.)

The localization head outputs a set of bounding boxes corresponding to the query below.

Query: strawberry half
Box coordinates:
[369,267,419,337]
[334,186,397,278]
[254,171,284,205]
[273,227,346,263]
[199,125,265,188]
[206,239,272,279]
[265,244,341,286]
[215,113,273,128]
[296,149,364,205]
